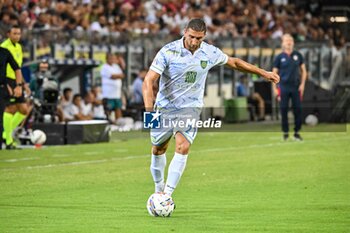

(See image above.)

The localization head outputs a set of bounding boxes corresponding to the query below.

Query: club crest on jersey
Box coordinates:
[200,60,208,69]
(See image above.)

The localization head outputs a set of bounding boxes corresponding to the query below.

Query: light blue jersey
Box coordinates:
[150,37,228,108]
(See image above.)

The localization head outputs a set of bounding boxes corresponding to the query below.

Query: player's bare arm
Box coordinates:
[272,67,279,96]
[142,69,160,111]
[6,48,23,97]
[13,68,24,97]
[226,57,280,84]
[24,82,31,96]
[299,63,307,96]
[110,73,125,79]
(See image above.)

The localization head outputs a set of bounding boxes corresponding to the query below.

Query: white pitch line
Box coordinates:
[194,136,350,154]
[2,157,38,163]
[195,142,285,153]
[0,154,150,171]
[0,136,348,171]
[113,149,129,153]
[83,151,101,156]
[52,154,72,158]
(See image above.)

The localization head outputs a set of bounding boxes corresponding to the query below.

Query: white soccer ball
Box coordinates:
[31,130,47,145]
[147,193,175,217]
[305,114,318,126]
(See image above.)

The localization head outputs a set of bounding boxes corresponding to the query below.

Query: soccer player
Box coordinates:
[0,47,24,149]
[1,25,30,149]
[272,34,307,141]
[142,18,280,196]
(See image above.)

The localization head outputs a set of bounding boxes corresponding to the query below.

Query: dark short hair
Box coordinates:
[186,18,206,33]
[63,87,72,95]
[239,75,248,82]
[73,94,81,102]
[7,24,21,33]
[38,59,50,71]
[39,59,49,66]
[106,52,114,60]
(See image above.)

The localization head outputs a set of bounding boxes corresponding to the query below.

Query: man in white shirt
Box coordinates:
[64,94,92,121]
[100,53,125,123]
[143,18,280,197]
[81,91,94,117]
[91,85,106,120]
[57,87,72,122]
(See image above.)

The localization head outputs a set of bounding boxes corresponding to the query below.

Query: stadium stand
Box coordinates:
[0,0,349,126]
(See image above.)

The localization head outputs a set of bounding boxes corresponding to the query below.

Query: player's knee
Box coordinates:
[176,140,190,155]
[20,109,29,115]
[5,105,16,114]
[19,105,29,115]
[175,133,191,154]
[152,147,167,155]
[176,145,190,154]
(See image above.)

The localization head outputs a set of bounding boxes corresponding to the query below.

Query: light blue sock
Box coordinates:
[150,153,167,193]
[164,152,188,196]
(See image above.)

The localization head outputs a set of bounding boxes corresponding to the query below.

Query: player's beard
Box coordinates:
[189,44,199,52]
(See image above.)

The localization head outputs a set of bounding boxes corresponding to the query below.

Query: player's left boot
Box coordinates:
[6,143,21,150]
[294,133,303,141]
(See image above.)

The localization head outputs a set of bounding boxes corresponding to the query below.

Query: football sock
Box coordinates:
[164,152,188,196]
[12,112,26,132]
[150,153,166,193]
[3,112,14,145]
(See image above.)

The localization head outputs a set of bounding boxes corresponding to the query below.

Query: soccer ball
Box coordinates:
[147,193,175,217]
[305,114,318,126]
[31,130,47,145]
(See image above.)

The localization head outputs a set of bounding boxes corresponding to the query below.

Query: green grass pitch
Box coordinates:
[0,124,349,232]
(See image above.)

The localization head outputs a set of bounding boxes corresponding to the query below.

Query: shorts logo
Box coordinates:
[143,110,162,129]
[200,60,208,69]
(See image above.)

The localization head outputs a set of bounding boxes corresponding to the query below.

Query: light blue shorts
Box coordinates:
[150,108,201,146]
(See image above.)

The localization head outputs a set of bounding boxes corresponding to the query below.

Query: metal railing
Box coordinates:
[15,29,349,93]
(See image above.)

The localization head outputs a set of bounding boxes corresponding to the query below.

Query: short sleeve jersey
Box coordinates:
[0,47,20,84]
[273,51,304,88]
[1,38,23,80]
[150,38,228,108]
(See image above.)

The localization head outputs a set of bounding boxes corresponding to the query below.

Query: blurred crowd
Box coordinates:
[28,55,145,124]
[0,0,347,47]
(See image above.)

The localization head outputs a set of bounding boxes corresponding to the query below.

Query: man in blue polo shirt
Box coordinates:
[273,34,307,141]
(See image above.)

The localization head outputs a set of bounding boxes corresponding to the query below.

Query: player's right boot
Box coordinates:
[294,133,303,141]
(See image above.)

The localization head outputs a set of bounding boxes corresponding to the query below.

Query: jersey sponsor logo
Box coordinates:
[185,71,197,83]
[200,60,208,69]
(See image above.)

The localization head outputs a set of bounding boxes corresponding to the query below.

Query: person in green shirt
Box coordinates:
[1,25,30,149]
